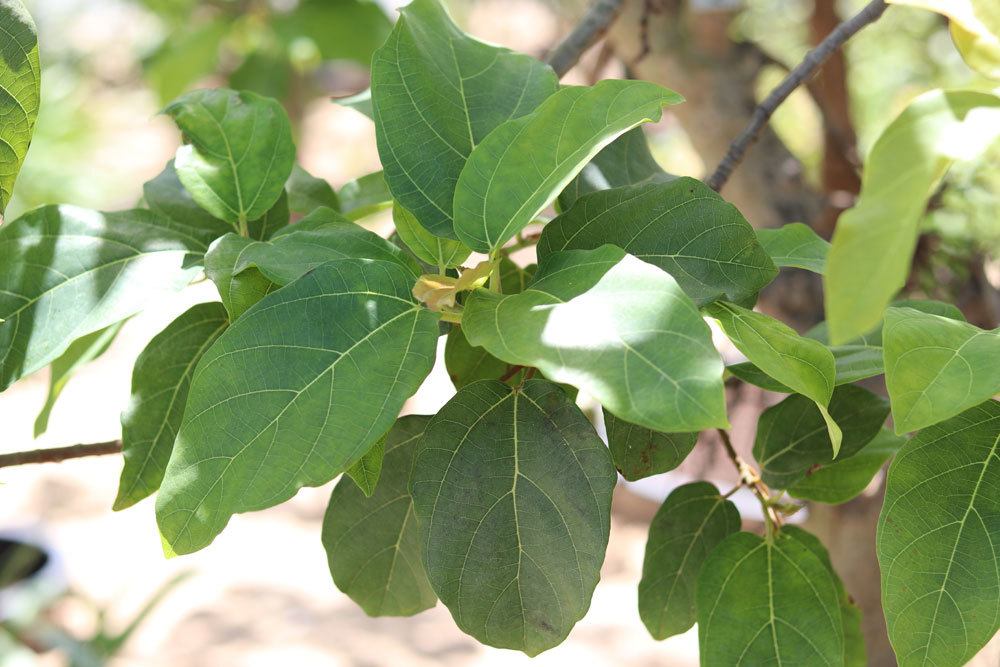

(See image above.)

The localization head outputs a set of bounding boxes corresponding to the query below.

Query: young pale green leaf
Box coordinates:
[789,429,906,504]
[164,88,296,226]
[455,80,683,252]
[463,246,728,433]
[753,386,889,489]
[392,204,470,270]
[411,380,616,655]
[884,306,1000,434]
[538,178,776,306]
[782,526,867,667]
[604,410,697,481]
[156,259,440,555]
[345,431,385,498]
[557,127,674,210]
[286,164,340,215]
[322,415,436,617]
[877,400,1000,667]
[0,0,40,215]
[638,482,740,640]
[706,301,841,454]
[888,0,999,79]
[338,171,392,220]
[755,222,830,274]
[372,0,557,238]
[34,321,125,438]
[0,206,200,391]
[115,303,228,510]
[824,89,1000,344]
[697,531,845,666]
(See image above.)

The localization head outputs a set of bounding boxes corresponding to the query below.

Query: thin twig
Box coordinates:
[716,429,782,527]
[547,0,625,78]
[706,0,888,192]
[0,441,122,469]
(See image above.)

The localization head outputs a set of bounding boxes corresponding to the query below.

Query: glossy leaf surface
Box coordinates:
[0,0,40,214]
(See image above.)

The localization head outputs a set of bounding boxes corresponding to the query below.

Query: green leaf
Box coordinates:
[0,0,40,215]
[755,223,830,274]
[888,0,1000,79]
[33,321,125,438]
[0,206,200,391]
[411,379,617,655]
[604,410,697,481]
[345,431,385,497]
[877,400,1000,667]
[499,257,536,295]
[207,207,419,295]
[753,386,889,489]
[884,306,1000,434]
[463,246,728,433]
[322,415,436,617]
[156,259,440,554]
[286,164,340,215]
[824,89,1000,344]
[164,88,296,227]
[638,482,740,640]
[204,236,277,320]
[706,301,841,454]
[696,531,845,666]
[558,127,674,211]
[455,80,683,252]
[338,171,392,220]
[444,326,513,390]
[393,204,470,270]
[143,161,233,249]
[808,299,966,347]
[114,302,228,510]
[372,0,557,238]
[788,429,906,504]
[538,178,777,306]
[782,526,866,667]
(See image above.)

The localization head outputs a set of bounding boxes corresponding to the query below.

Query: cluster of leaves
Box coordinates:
[1,0,999,664]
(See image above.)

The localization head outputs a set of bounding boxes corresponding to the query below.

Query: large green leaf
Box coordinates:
[0,0,40,215]
[33,321,125,438]
[884,306,1000,434]
[455,80,683,252]
[824,89,1000,343]
[557,127,674,210]
[783,526,866,667]
[706,301,841,454]
[371,0,557,238]
[697,531,845,666]
[143,161,233,249]
[156,259,440,554]
[164,88,296,228]
[444,326,514,389]
[604,410,697,482]
[411,379,616,655]
[339,171,392,220]
[538,178,777,306]
[115,302,228,510]
[877,400,1000,667]
[753,386,889,489]
[729,342,884,391]
[789,429,906,504]
[322,415,436,617]
[203,236,277,321]
[0,206,200,391]
[888,0,1000,79]
[638,482,740,640]
[392,204,470,271]
[463,246,728,433]
[756,222,830,274]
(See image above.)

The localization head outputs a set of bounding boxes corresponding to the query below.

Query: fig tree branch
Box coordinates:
[547,0,625,78]
[0,440,122,469]
[707,0,888,192]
